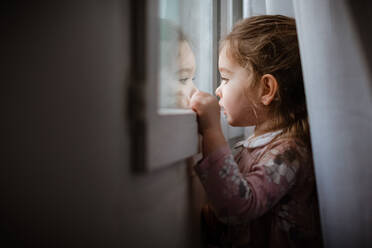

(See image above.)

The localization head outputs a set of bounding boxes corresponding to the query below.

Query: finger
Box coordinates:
[190,87,199,98]
[190,91,203,108]
[187,87,197,104]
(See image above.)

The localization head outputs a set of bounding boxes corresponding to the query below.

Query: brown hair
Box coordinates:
[221,15,310,144]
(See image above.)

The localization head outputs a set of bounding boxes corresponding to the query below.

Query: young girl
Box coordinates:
[190,15,323,248]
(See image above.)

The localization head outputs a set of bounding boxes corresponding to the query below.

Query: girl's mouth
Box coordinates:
[219,103,227,116]
[220,108,227,117]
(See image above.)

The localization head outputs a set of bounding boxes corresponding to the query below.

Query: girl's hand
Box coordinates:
[190,91,227,156]
[190,91,221,135]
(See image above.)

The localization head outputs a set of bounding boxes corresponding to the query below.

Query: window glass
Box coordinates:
[243,0,267,17]
[158,0,213,109]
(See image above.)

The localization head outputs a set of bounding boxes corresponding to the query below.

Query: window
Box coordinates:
[265,0,294,17]
[158,0,215,110]
[129,0,217,171]
[242,0,266,17]
[129,0,247,171]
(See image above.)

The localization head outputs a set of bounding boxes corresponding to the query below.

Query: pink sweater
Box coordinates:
[195,130,323,248]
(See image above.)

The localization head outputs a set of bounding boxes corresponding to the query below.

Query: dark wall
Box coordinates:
[2,1,203,247]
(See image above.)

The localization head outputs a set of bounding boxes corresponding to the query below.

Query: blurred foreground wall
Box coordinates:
[1,1,203,247]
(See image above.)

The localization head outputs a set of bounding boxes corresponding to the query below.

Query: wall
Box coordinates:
[1,1,203,247]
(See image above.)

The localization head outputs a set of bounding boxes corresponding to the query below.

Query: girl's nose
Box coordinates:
[189,84,197,99]
[215,85,222,98]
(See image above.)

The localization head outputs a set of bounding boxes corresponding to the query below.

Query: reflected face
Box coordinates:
[176,41,197,108]
[216,45,261,126]
[159,40,197,109]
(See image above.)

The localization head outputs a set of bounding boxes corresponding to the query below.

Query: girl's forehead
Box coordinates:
[219,45,240,71]
[178,41,195,68]
[219,44,256,76]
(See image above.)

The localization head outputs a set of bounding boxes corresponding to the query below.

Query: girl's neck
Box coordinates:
[253,118,284,137]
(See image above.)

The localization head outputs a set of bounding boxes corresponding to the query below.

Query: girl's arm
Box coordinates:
[190,91,227,157]
[202,128,226,157]
[190,91,301,223]
[194,140,301,224]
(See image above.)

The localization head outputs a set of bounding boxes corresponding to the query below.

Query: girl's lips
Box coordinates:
[219,102,226,115]
[219,101,224,109]
[220,108,227,116]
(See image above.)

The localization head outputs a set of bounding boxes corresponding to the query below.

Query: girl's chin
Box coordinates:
[228,120,241,126]
[226,117,239,126]
[227,116,256,127]
[224,111,254,126]
[224,113,235,125]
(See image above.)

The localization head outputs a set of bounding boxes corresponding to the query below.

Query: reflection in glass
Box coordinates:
[158,20,197,108]
[158,0,213,109]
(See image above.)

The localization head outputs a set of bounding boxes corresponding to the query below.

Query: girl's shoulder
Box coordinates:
[258,135,311,167]
[269,135,309,153]
[235,130,311,169]
[238,129,308,153]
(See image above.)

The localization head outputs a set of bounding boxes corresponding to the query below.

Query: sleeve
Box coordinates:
[194,142,302,224]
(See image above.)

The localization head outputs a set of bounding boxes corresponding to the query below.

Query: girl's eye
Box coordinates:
[179,78,188,85]
[221,77,229,84]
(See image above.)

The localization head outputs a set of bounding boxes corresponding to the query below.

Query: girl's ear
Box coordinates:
[260,74,278,105]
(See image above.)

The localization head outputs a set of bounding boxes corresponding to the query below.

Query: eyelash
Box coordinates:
[179,77,196,85]
[179,78,188,84]
[221,77,229,84]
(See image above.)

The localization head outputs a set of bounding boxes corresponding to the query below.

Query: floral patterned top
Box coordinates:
[194,130,323,248]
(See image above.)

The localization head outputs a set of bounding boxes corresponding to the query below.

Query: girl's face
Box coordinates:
[216,45,262,126]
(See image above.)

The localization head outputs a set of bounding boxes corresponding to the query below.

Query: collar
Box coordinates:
[234,129,283,149]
